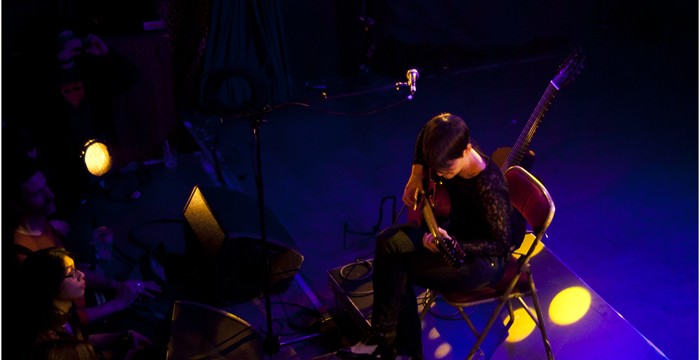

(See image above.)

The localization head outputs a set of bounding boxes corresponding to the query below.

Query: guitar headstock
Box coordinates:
[552,47,585,89]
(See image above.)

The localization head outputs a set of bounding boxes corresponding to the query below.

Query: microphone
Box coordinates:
[406,69,419,94]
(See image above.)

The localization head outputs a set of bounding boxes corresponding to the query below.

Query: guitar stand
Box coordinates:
[342,195,398,250]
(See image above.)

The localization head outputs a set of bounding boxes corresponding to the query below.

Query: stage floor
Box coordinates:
[73,151,669,360]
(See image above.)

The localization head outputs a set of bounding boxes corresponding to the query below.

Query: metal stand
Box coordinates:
[343,195,398,250]
[248,115,280,358]
[219,69,418,357]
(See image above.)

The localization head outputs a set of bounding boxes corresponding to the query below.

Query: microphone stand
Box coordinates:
[248,112,279,358]
[218,69,418,358]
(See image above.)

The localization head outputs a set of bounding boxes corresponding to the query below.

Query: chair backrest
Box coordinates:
[504,166,555,241]
[167,300,264,360]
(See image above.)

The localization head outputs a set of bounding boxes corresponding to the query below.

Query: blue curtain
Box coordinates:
[198,0,291,115]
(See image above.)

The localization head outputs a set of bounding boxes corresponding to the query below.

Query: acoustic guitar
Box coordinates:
[491,47,585,171]
[414,182,465,268]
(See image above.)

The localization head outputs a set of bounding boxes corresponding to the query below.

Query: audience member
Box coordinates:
[14,247,152,359]
[5,160,164,343]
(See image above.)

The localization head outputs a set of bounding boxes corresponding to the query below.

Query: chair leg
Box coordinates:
[465,299,511,360]
[527,275,553,360]
[516,296,539,326]
[456,306,479,338]
[419,289,436,320]
[505,300,516,328]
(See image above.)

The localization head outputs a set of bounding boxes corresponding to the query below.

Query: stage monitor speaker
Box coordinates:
[167,300,264,360]
[182,185,304,303]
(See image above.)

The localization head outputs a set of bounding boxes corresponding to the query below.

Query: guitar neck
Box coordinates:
[420,197,441,239]
[500,81,560,172]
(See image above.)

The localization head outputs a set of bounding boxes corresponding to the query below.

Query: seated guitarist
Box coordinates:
[337,113,524,360]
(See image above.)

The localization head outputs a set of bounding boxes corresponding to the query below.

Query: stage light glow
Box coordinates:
[82,139,112,176]
[428,327,441,340]
[549,286,591,325]
[433,342,452,359]
[513,233,544,257]
[504,308,537,342]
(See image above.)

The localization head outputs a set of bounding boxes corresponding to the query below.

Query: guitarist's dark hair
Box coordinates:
[421,113,471,170]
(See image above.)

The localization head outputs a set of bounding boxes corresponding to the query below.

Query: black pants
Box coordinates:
[371,223,506,355]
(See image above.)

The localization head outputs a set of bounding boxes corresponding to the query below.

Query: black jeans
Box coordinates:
[371,223,506,355]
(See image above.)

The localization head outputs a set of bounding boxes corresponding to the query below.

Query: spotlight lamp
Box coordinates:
[82,139,112,176]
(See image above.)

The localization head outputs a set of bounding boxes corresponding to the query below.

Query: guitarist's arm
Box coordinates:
[403,125,427,207]
[403,163,424,207]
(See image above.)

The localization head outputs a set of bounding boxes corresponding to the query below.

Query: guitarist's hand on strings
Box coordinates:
[422,227,451,253]
[403,164,425,207]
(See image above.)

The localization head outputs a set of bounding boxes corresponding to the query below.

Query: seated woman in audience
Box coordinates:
[14,247,152,359]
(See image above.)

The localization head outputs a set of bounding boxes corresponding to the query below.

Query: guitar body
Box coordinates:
[409,177,464,268]
[491,147,535,171]
[407,169,451,226]
[404,168,465,267]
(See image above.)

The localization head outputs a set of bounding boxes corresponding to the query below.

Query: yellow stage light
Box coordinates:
[514,232,545,257]
[82,139,112,176]
[549,286,592,325]
[504,308,537,342]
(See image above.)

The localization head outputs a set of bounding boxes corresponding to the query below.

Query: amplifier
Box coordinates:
[327,259,375,340]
